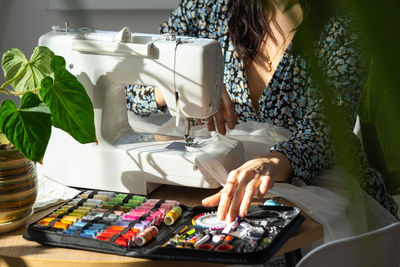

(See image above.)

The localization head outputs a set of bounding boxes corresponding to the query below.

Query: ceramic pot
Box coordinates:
[0,148,37,232]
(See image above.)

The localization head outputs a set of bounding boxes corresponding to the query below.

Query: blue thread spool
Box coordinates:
[263,199,280,206]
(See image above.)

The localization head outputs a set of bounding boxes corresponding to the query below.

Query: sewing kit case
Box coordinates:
[24,190,304,264]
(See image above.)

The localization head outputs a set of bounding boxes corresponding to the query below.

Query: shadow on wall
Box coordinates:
[0,0,20,105]
[52,9,169,33]
[0,0,12,52]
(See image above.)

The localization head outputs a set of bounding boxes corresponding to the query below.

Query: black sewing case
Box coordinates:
[24,190,304,265]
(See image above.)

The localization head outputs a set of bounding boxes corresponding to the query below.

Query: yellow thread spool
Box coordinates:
[164,206,182,225]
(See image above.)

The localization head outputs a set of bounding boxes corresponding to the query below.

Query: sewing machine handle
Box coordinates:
[71,36,154,57]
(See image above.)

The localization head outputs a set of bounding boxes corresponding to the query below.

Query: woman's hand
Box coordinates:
[202,151,293,222]
[206,85,238,135]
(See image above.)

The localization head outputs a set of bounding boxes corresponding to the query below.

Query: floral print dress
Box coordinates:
[126,0,398,216]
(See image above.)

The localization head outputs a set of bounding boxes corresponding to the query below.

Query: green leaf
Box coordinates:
[0,92,52,162]
[1,46,54,93]
[358,62,374,123]
[40,56,96,144]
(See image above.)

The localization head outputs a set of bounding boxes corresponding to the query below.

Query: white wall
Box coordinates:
[0,0,173,99]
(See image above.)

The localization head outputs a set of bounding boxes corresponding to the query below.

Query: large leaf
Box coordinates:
[349,0,400,192]
[40,56,96,144]
[1,47,54,93]
[0,92,52,162]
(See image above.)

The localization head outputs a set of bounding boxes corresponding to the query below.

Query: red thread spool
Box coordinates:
[115,236,128,247]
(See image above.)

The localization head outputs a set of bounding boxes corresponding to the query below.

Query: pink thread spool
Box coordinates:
[146,199,160,203]
[144,216,155,225]
[156,208,167,215]
[164,200,179,207]
[142,199,158,207]
[160,203,174,210]
[134,226,158,246]
[139,204,154,210]
[148,213,160,223]
[123,214,139,221]
[130,209,148,216]
[152,211,164,225]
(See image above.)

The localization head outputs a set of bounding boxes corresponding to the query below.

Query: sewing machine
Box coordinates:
[37,25,244,194]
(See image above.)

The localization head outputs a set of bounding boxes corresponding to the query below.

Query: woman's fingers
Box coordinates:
[217,172,238,220]
[258,175,274,199]
[201,190,222,207]
[206,85,237,135]
[218,170,259,222]
[218,171,274,222]
[227,177,248,222]
[238,178,260,218]
[207,116,216,132]
[203,154,288,222]
[215,106,227,135]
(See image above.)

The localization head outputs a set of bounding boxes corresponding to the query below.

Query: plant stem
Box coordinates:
[0,62,42,96]
[0,63,29,91]
[0,87,40,96]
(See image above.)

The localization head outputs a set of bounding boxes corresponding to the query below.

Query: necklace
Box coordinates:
[261,0,300,73]
[265,54,274,72]
[263,31,293,72]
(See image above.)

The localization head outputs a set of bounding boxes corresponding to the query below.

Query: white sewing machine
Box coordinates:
[37,25,244,194]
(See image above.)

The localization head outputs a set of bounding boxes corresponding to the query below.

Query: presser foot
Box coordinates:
[184,134,198,147]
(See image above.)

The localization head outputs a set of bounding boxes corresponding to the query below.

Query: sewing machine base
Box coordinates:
[38,128,243,195]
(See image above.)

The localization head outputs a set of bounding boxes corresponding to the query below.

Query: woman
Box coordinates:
[126,0,398,221]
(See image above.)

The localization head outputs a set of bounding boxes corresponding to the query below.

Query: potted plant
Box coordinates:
[0,46,96,232]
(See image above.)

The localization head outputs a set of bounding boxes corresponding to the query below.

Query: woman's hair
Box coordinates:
[228,0,332,61]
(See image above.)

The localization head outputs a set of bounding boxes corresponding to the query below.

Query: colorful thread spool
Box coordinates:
[164,206,182,225]
[53,221,69,230]
[93,195,110,202]
[133,221,149,232]
[38,217,54,226]
[135,226,158,246]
